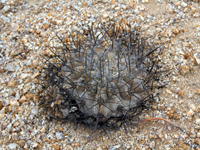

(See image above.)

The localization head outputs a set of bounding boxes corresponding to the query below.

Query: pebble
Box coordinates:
[187,109,194,116]
[0,101,4,110]
[189,104,197,112]
[31,108,38,115]
[10,100,19,106]
[196,119,200,124]
[11,23,19,31]
[8,143,18,150]
[178,90,184,97]
[181,2,187,7]
[5,63,16,72]
[172,27,179,35]
[197,132,200,138]
[56,132,64,140]
[53,144,61,150]
[197,89,200,95]
[194,53,200,65]
[2,5,11,13]
[0,2,4,9]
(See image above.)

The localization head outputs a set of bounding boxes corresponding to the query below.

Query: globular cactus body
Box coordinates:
[39,22,162,134]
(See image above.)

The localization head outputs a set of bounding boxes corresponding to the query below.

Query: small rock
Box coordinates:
[56,132,64,140]
[41,127,46,133]
[158,133,164,138]
[197,132,200,138]
[0,101,4,110]
[43,24,49,30]
[196,118,200,124]
[13,121,19,127]
[187,109,194,116]
[197,89,200,94]
[194,53,200,65]
[31,108,38,115]
[181,2,187,7]
[53,144,60,150]
[134,9,140,14]
[2,5,11,13]
[180,65,189,75]
[0,2,4,9]
[11,23,19,31]
[194,138,200,145]
[189,104,197,112]
[5,63,16,72]
[172,27,179,35]
[32,72,40,78]
[10,100,19,106]
[19,96,26,104]
[31,142,40,149]
[149,134,157,139]
[0,66,5,73]
[74,142,80,147]
[103,13,108,18]
[10,48,23,57]
[8,80,16,88]
[0,114,5,119]
[121,5,126,10]
[56,19,63,25]
[8,143,18,150]
[178,90,184,97]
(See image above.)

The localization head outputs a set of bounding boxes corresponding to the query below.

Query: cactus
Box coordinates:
[39,22,164,137]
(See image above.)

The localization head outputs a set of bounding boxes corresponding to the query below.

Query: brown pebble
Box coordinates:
[6,31,11,35]
[0,101,4,110]
[53,144,60,150]
[33,72,40,78]
[19,96,26,104]
[196,89,200,94]
[173,113,179,119]
[13,121,19,127]
[194,138,200,145]
[74,142,80,147]
[43,24,49,30]
[172,27,179,35]
[187,109,194,116]
[8,80,16,88]
[178,90,184,97]
[0,66,5,73]
[57,126,63,132]
[167,110,175,118]
[129,2,134,8]
[180,65,189,75]
[184,52,190,59]
[111,0,115,4]
[158,133,164,138]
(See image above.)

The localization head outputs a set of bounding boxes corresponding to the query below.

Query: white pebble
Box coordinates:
[31,108,38,115]
[10,100,19,106]
[8,143,18,150]
[56,132,64,140]
[5,64,16,72]
[3,5,11,13]
[189,104,197,112]
[134,9,140,14]
[187,109,194,116]
[196,118,200,124]
[181,2,187,8]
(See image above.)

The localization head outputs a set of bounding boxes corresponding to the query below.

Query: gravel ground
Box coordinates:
[0,0,200,149]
